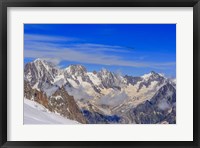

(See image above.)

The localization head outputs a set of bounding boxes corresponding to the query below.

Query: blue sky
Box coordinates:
[24,24,176,77]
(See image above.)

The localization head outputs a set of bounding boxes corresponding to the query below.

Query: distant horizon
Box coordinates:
[24,24,176,78]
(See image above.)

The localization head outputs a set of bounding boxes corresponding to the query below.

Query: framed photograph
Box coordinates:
[1,0,200,147]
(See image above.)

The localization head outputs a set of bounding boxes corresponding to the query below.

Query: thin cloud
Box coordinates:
[70,43,131,53]
[24,47,175,69]
[24,34,77,42]
[24,34,175,69]
[42,58,61,65]
[25,34,131,53]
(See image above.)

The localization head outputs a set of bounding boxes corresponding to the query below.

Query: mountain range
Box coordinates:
[24,58,176,124]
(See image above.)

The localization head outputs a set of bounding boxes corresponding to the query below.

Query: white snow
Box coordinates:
[77,76,83,83]
[87,72,101,85]
[53,74,66,87]
[172,78,176,84]
[32,82,39,90]
[26,71,32,81]
[67,78,78,88]
[53,95,63,101]
[24,98,79,124]
[141,73,152,80]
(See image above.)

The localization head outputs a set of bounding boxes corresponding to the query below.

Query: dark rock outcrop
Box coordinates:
[132,83,176,124]
[24,81,49,109]
[25,81,87,124]
[82,110,121,124]
[49,86,87,124]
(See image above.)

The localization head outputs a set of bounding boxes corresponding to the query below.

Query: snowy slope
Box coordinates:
[24,99,79,124]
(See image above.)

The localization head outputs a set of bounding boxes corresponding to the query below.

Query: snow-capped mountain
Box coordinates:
[24,58,176,124]
[125,71,175,92]
[65,64,87,77]
[97,68,126,89]
[24,59,61,97]
[131,83,176,124]
[24,58,60,87]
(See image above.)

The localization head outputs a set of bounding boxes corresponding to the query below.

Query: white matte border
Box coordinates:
[7,7,193,141]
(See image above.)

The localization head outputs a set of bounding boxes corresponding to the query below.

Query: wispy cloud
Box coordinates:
[67,43,131,53]
[42,58,61,65]
[24,47,175,69]
[24,34,131,53]
[24,34,175,69]
[99,90,129,107]
[24,34,76,42]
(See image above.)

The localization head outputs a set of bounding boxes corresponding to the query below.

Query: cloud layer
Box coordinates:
[24,34,175,69]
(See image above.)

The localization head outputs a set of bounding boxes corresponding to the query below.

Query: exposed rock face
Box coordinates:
[24,80,34,99]
[82,110,121,124]
[124,75,142,86]
[24,81,49,108]
[24,59,59,89]
[24,81,87,124]
[124,71,167,92]
[64,65,94,86]
[49,87,87,124]
[65,65,87,77]
[131,83,176,124]
[93,71,97,74]
[97,68,125,89]
[138,71,166,90]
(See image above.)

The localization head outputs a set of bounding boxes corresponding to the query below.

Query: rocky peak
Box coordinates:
[124,75,142,86]
[157,82,175,92]
[48,86,87,124]
[33,58,57,70]
[150,71,156,75]
[24,58,59,89]
[132,83,176,124]
[33,58,44,64]
[151,83,176,104]
[99,68,110,75]
[97,69,119,89]
[142,71,162,80]
[93,70,97,74]
[65,65,87,76]
[135,71,166,91]
[98,68,115,79]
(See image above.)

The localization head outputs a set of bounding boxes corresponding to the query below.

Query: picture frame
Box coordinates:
[0,0,200,147]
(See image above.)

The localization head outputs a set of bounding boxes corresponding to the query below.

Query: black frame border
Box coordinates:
[0,0,200,148]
